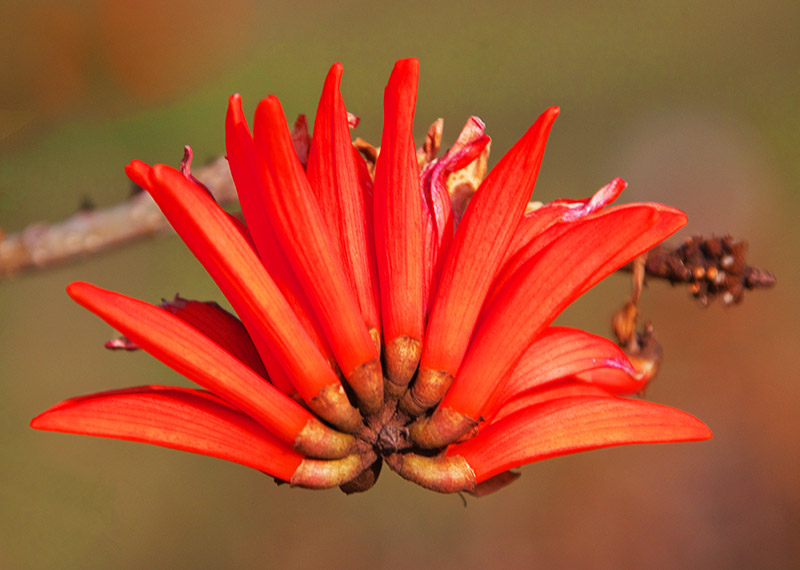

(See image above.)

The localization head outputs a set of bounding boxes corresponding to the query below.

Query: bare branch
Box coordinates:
[0,156,235,278]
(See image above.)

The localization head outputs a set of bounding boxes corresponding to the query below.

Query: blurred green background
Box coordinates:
[2,1,798,568]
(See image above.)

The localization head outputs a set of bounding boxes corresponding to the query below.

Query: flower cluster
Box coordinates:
[32,59,710,495]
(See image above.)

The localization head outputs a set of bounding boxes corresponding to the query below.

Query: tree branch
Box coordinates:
[0,156,235,278]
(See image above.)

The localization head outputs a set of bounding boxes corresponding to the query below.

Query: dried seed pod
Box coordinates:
[633,234,775,306]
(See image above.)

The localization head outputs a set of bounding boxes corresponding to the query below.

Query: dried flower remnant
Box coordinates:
[612,256,664,386]
[31,59,711,496]
[636,235,776,306]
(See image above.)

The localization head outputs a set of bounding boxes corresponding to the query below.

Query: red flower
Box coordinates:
[31,59,710,495]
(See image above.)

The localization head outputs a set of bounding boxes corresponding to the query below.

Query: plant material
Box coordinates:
[31,59,711,495]
[635,235,776,306]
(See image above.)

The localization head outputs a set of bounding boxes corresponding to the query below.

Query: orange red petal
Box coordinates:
[435,203,686,431]
[492,178,628,306]
[126,160,360,429]
[411,108,557,412]
[372,58,425,393]
[253,95,382,414]
[306,63,381,336]
[448,395,712,483]
[484,326,641,417]
[67,282,320,446]
[486,379,614,424]
[226,94,336,370]
[31,385,303,481]
[158,296,268,378]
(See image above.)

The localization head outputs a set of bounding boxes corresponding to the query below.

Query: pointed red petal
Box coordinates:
[159,296,268,378]
[67,282,316,446]
[126,161,352,419]
[226,95,335,368]
[486,379,614,424]
[440,203,686,421]
[372,58,424,392]
[449,395,712,483]
[31,385,303,480]
[353,144,380,353]
[307,63,381,336]
[253,95,382,414]
[572,203,689,301]
[493,178,628,305]
[128,160,291,395]
[484,326,641,416]
[411,109,557,411]
[510,177,626,256]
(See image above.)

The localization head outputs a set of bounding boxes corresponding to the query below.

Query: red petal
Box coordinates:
[31,385,303,480]
[440,203,686,421]
[353,144,379,352]
[125,160,346,410]
[494,178,628,305]
[253,95,382,414]
[159,295,268,378]
[306,63,381,335]
[372,58,424,391]
[511,177,625,255]
[484,326,641,416]
[226,95,335,369]
[572,204,688,301]
[414,108,557,408]
[486,379,614,424]
[449,395,712,483]
[67,282,316,446]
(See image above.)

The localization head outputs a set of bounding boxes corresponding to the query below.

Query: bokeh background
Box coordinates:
[2,1,798,568]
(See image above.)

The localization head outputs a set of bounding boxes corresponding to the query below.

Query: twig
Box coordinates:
[0,156,236,278]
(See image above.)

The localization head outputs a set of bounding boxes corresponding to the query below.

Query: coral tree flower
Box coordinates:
[31,59,711,495]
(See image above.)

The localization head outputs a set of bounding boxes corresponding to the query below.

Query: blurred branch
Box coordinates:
[0,156,235,278]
